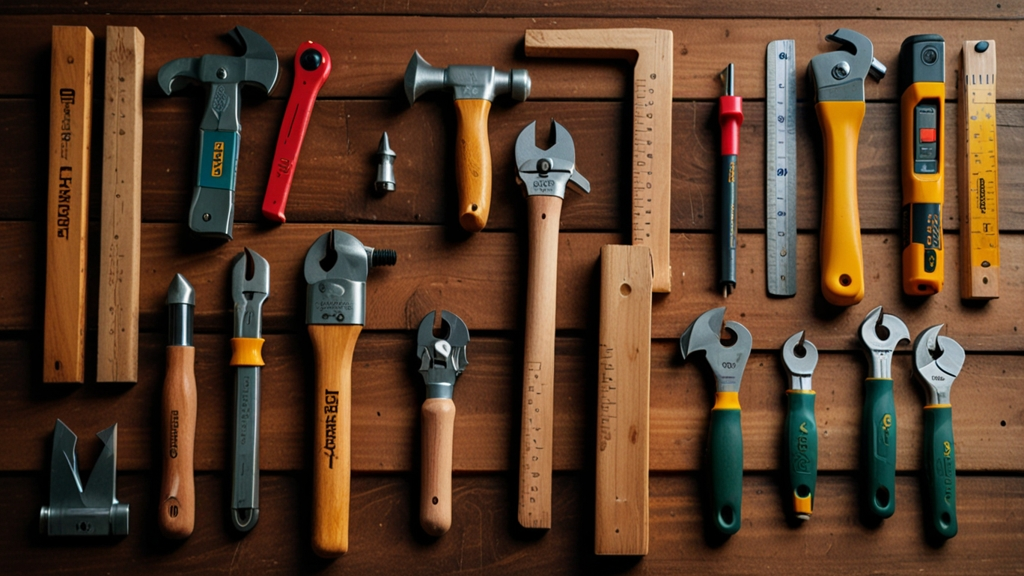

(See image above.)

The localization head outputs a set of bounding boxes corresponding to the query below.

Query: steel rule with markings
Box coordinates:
[632,76,658,249]
[766,40,798,297]
[959,40,1000,300]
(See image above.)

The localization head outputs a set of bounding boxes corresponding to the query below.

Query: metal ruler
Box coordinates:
[632,76,656,248]
[959,40,1000,300]
[765,40,798,297]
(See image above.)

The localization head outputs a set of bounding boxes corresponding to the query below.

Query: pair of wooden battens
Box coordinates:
[44,25,144,384]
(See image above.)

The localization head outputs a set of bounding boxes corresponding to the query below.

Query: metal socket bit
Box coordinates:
[375,132,396,193]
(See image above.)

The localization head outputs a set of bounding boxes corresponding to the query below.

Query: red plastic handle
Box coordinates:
[262,41,332,223]
[719,94,743,156]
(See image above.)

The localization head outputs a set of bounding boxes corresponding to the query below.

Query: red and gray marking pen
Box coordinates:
[262,41,331,223]
[719,63,743,297]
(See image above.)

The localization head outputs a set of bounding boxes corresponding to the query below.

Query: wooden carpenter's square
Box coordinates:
[525,28,673,294]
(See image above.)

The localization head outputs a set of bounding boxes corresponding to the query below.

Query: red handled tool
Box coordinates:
[718,63,743,297]
[262,41,331,223]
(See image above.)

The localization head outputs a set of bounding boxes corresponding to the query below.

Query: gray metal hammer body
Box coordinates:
[404,51,530,232]
[158,26,279,240]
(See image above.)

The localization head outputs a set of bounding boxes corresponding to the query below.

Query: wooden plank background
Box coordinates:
[1,3,1021,574]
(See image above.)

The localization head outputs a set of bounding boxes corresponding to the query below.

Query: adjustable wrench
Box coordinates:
[679,307,751,536]
[229,248,269,532]
[416,310,470,536]
[810,29,886,306]
[40,420,129,536]
[858,306,909,520]
[513,120,589,529]
[304,230,396,557]
[781,331,818,521]
[913,325,964,540]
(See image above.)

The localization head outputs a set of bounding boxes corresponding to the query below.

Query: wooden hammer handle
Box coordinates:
[159,345,197,539]
[453,99,492,232]
[309,324,360,558]
[420,398,455,536]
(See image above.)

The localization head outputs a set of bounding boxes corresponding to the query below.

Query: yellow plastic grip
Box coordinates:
[713,391,741,411]
[816,100,866,307]
[901,82,945,296]
[229,337,265,367]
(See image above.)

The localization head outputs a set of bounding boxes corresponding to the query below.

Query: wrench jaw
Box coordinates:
[514,120,590,200]
[858,306,910,379]
[303,230,397,326]
[810,28,885,103]
[782,331,819,391]
[679,308,752,393]
[913,325,965,407]
[416,311,471,400]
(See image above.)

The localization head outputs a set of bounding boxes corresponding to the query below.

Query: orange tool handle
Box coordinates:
[901,82,945,295]
[816,100,866,306]
[420,398,456,536]
[159,345,197,539]
[309,324,359,558]
[453,99,493,232]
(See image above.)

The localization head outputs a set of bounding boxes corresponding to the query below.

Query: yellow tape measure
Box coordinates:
[958,40,999,300]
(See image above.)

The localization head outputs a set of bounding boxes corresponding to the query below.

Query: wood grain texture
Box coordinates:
[420,397,455,536]
[96,25,143,383]
[43,25,92,383]
[451,98,493,232]
[159,345,197,539]
[595,245,652,555]
[3,17,1024,101]
[2,0,1019,19]
[2,336,1020,474]
[3,473,1023,574]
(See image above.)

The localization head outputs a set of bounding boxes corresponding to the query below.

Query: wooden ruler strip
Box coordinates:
[525,28,673,293]
[97,26,145,383]
[958,40,999,300]
[44,26,93,384]
[595,245,652,555]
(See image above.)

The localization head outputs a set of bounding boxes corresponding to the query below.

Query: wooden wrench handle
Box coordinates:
[453,99,492,232]
[309,324,360,558]
[159,345,197,539]
[420,398,455,536]
[518,194,563,529]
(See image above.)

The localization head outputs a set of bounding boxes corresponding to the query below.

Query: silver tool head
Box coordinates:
[166,273,195,347]
[166,273,195,306]
[679,307,752,392]
[416,310,470,400]
[809,28,885,102]
[514,120,590,200]
[40,420,129,536]
[375,131,397,193]
[404,51,531,104]
[913,325,965,406]
[157,26,279,97]
[232,248,270,339]
[719,63,735,96]
[304,230,396,326]
[858,306,910,379]
[782,331,818,391]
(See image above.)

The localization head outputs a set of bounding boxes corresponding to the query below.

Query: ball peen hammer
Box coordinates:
[405,51,531,232]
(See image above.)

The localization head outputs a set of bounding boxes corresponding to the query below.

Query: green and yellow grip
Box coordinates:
[708,391,743,535]
[785,390,817,519]
[816,100,866,307]
[862,378,897,519]
[923,404,957,539]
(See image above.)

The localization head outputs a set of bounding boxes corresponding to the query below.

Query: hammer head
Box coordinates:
[158,26,279,96]
[404,51,531,105]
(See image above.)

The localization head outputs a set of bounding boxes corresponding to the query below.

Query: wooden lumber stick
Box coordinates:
[43,25,92,384]
[4,100,1024,233]
[3,336,1021,474]
[1,474,1023,574]
[3,19,1024,101]
[526,28,674,293]
[96,26,144,383]
[595,245,652,555]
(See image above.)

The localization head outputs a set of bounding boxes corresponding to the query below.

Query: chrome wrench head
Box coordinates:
[913,325,965,406]
[232,247,270,338]
[679,307,752,392]
[782,331,818,391]
[416,310,470,400]
[514,119,590,200]
[303,230,397,326]
[858,306,910,379]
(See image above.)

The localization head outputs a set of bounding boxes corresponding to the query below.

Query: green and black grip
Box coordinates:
[785,390,817,519]
[708,391,743,535]
[923,404,957,539]
[862,378,897,519]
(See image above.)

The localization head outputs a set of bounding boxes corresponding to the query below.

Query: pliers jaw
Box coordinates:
[679,307,752,393]
[232,248,270,338]
[417,310,470,400]
[913,324,965,406]
[514,120,590,200]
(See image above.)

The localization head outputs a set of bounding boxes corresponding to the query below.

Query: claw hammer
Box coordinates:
[809,29,886,306]
[304,230,396,557]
